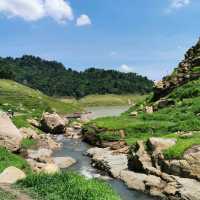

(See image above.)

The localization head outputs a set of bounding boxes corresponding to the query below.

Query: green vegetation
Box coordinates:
[0,188,16,200]
[21,138,37,150]
[0,55,153,98]
[78,94,147,107]
[0,148,30,174]
[84,78,200,159]
[0,79,82,128]
[17,172,121,200]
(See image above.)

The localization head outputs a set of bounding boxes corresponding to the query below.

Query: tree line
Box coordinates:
[0,55,153,98]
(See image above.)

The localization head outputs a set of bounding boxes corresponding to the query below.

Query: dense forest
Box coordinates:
[0,55,153,98]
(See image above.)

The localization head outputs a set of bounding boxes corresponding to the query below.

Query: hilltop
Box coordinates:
[0,55,153,98]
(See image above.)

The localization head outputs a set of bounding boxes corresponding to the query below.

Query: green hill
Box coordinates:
[0,55,153,98]
[0,79,81,127]
[83,38,200,160]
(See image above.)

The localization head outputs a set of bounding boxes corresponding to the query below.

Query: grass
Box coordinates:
[0,148,31,174]
[17,172,121,200]
[21,138,37,150]
[0,79,81,115]
[61,94,148,107]
[0,188,16,200]
[84,79,200,159]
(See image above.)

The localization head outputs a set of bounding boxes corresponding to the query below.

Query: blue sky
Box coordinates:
[0,0,199,80]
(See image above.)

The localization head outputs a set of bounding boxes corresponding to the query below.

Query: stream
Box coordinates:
[53,106,154,200]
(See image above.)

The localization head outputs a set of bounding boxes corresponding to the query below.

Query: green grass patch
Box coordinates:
[17,172,121,200]
[84,79,200,159]
[0,188,16,200]
[0,148,30,174]
[75,94,147,107]
[21,138,37,150]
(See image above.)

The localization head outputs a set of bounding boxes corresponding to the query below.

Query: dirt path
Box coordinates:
[0,184,32,200]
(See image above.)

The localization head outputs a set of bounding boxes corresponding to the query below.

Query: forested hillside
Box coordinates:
[0,55,153,98]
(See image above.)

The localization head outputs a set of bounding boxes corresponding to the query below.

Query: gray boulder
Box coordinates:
[41,112,66,134]
[0,113,23,151]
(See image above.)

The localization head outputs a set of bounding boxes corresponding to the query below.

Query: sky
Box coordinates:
[0,0,200,80]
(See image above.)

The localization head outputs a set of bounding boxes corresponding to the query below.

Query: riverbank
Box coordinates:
[60,94,147,107]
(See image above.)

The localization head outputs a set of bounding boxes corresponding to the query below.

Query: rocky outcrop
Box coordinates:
[87,147,128,178]
[119,170,200,200]
[0,167,26,184]
[20,128,40,140]
[128,141,152,172]
[0,113,23,151]
[27,148,76,173]
[53,157,76,169]
[41,112,66,134]
[153,38,200,101]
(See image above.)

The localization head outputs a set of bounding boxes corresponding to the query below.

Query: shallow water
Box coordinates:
[54,106,154,200]
[54,138,154,200]
[84,106,130,120]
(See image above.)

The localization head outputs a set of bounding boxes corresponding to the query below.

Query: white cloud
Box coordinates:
[170,0,190,9]
[76,14,91,27]
[120,64,134,73]
[0,0,74,23]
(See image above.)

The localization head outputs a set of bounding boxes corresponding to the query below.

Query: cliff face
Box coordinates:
[153,38,200,101]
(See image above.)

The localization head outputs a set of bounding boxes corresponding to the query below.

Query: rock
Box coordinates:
[129,111,138,117]
[147,137,177,152]
[0,113,23,151]
[41,112,66,134]
[53,157,76,169]
[20,127,40,140]
[119,170,147,192]
[177,131,193,138]
[0,166,26,184]
[27,159,59,174]
[27,118,40,128]
[128,141,152,172]
[43,163,60,174]
[153,98,175,110]
[145,106,154,113]
[65,127,82,139]
[101,141,126,150]
[87,147,128,178]
[38,134,61,150]
[27,148,53,163]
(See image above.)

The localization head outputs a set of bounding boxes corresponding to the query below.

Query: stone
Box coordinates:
[65,127,82,139]
[145,106,154,113]
[119,170,147,192]
[43,164,60,174]
[128,141,152,172]
[38,134,61,150]
[53,157,76,169]
[0,113,23,151]
[129,111,138,117]
[0,166,26,184]
[147,137,177,152]
[20,127,40,140]
[41,112,66,134]
[27,119,40,128]
[27,148,53,163]
[177,131,193,138]
[153,98,175,110]
[87,147,128,178]
[101,141,126,150]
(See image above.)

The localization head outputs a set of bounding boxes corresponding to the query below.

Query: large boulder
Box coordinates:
[147,137,177,152]
[0,166,26,184]
[128,141,152,172]
[27,148,53,163]
[0,113,23,151]
[87,147,128,178]
[41,112,66,134]
[53,157,76,169]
